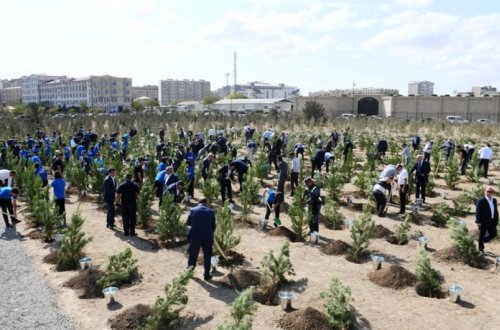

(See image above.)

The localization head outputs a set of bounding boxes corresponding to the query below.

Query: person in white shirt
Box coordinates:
[402,143,411,166]
[397,164,408,214]
[0,170,16,187]
[208,128,216,141]
[478,143,494,178]
[289,152,301,196]
[423,141,432,162]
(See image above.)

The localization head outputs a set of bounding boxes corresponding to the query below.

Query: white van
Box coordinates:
[446,115,468,124]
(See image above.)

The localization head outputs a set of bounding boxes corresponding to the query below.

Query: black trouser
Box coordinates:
[325,158,333,173]
[268,153,278,172]
[105,198,115,227]
[55,198,66,223]
[0,198,15,226]
[311,160,322,178]
[220,179,232,202]
[478,221,498,252]
[290,172,299,196]
[188,238,213,277]
[237,172,246,192]
[415,178,427,202]
[460,159,468,175]
[412,144,419,151]
[201,170,208,182]
[309,207,321,233]
[121,203,137,235]
[155,181,163,199]
[373,190,386,216]
[296,149,304,162]
[187,179,194,197]
[478,159,489,178]
[278,177,286,193]
[265,202,280,220]
[399,185,407,213]
[423,152,431,162]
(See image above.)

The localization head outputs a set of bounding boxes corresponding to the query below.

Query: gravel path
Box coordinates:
[0,227,76,330]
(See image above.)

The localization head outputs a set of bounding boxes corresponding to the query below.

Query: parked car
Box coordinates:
[477,118,496,124]
[340,113,356,119]
[446,115,468,124]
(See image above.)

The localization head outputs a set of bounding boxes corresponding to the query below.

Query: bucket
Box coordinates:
[260,219,268,230]
[79,257,92,270]
[211,256,219,272]
[278,291,294,311]
[418,236,428,250]
[102,287,119,305]
[448,284,463,303]
[55,233,64,244]
[310,231,319,244]
[371,255,384,270]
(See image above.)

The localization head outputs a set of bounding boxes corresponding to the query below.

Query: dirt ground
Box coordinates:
[13,152,500,330]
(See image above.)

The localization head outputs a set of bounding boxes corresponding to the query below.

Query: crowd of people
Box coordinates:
[0,125,498,278]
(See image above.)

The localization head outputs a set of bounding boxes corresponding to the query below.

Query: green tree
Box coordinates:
[214,201,241,258]
[240,169,260,221]
[320,276,352,330]
[348,206,376,263]
[12,102,25,116]
[137,180,155,228]
[261,242,295,284]
[450,219,481,267]
[218,287,258,330]
[202,93,222,105]
[58,209,93,271]
[394,214,411,245]
[288,184,309,240]
[145,268,194,330]
[415,249,442,298]
[156,193,184,243]
[97,248,139,288]
[302,100,325,122]
[131,99,146,112]
[228,93,248,99]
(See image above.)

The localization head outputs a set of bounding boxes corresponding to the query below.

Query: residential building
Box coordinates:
[131,85,158,100]
[158,79,210,106]
[310,87,398,97]
[212,98,292,113]
[0,79,21,89]
[21,74,66,104]
[216,82,300,99]
[408,81,434,96]
[36,75,132,112]
[0,86,22,105]
[472,86,498,97]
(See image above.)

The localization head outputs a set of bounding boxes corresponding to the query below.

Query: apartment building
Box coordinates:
[0,86,22,105]
[408,81,434,96]
[158,79,210,106]
[131,85,158,100]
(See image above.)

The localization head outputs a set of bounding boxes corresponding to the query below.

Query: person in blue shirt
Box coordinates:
[76,143,86,159]
[0,186,20,228]
[185,147,195,165]
[121,137,128,160]
[111,140,119,152]
[80,151,92,176]
[157,158,167,172]
[31,150,42,165]
[185,160,195,198]
[263,189,283,227]
[154,168,167,204]
[34,163,48,187]
[62,144,71,161]
[51,171,66,225]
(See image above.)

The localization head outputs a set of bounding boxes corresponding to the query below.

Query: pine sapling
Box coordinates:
[240,169,260,221]
[156,193,184,243]
[214,201,241,258]
[201,178,220,207]
[415,249,442,298]
[394,214,411,245]
[218,287,258,330]
[325,164,343,201]
[97,247,139,288]
[261,242,295,285]
[137,180,155,228]
[320,276,352,330]
[431,201,451,227]
[58,209,93,271]
[348,206,376,263]
[444,155,460,189]
[145,267,194,330]
[288,184,309,240]
[322,199,345,230]
[452,192,471,216]
[450,219,481,267]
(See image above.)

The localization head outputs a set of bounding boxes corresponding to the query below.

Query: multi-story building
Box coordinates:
[35,75,132,112]
[408,81,434,96]
[216,82,300,99]
[0,86,22,105]
[21,74,67,104]
[158,79,210,106]
[310,87,398,97]
[131,85,158,100]
[0,79,21,89]
[472,86,498,97]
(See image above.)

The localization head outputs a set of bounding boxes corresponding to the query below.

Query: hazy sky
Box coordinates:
[1,0,499,95]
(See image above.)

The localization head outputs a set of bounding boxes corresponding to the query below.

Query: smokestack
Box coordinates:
[233,51,237,95]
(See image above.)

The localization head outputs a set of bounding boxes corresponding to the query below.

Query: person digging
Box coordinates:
[263,188,283,228]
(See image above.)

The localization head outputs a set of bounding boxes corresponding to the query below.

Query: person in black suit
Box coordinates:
[475,186,499,252]
[311,148,325,178]
[162,166,178,195]
[218,164,234,203]
[103,168,117,229]
[187,198,216,280]
[201,153,214,182]
[229,159,249,192]
[165,181,186,204]
[412,134,421,151]
[409,155,431,203]
[116,174,140,236]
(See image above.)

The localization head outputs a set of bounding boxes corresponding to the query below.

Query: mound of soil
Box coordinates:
[386,235,408,245]
[368,265,417,289]
[277,307,330,330]
[63,269,106,299]
[221,269,262,291]
[43,251,59,265]
[347,202,364,212]
[162,238,188,249]
[109,304,152,329]
[374,225,393,239]
[267,226,298,242]
[320,240,350,255]
[253,280,279,306]
[219,251,245,267]
[434,246,462,262]
[26,230,43,240]
[416,286,446,299]
[410,211,427,225]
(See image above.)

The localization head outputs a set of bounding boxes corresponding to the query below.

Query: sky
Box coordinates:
[1,0,499,95]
